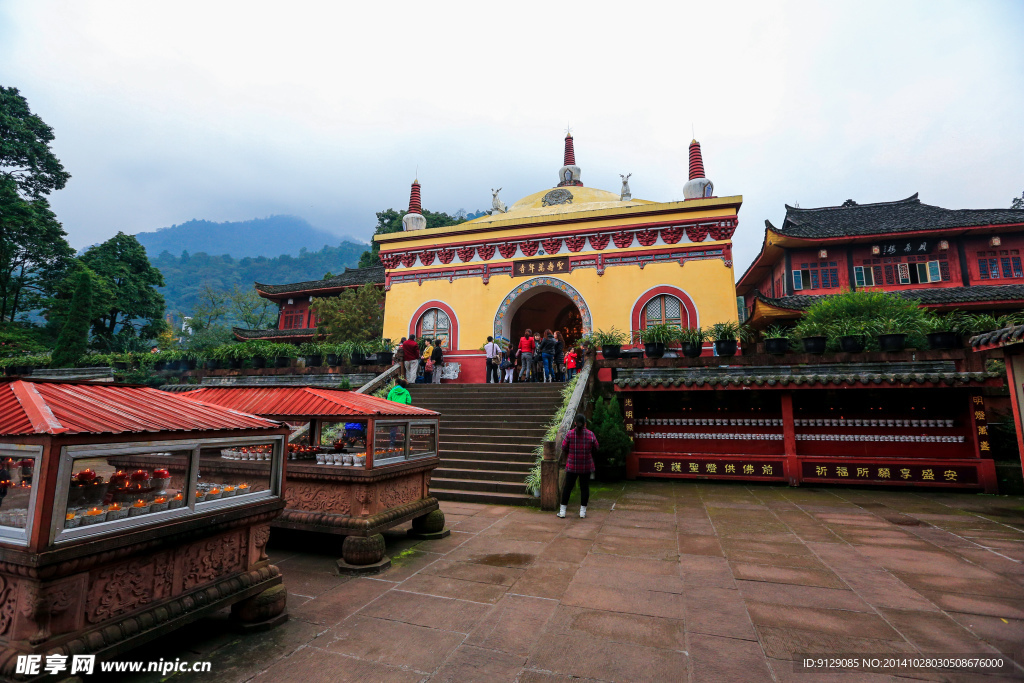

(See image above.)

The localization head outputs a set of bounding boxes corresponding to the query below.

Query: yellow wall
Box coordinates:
[382,257,738,348]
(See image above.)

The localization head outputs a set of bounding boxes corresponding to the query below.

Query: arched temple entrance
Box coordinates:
[493,277,592,347]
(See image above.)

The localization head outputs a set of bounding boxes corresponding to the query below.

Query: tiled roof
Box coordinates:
[0,380,282,435]
[770,194,1024,239]
[254,266,385,296]
[182,386,437,418]
[755,284,1024,311]
[614,370,998,390]
[969,324,1024,350]
[232,327,316,340]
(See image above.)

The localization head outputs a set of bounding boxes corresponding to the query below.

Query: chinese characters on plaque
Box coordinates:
[638,457,786,479]
[801,462,978,484]
[512,257,569,278]
[878,239,933,257]
[973,394,990,456]
[623,396,635,442]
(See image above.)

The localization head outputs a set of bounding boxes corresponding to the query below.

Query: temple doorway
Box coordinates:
[509,291,583,348]
[493,277,593,349]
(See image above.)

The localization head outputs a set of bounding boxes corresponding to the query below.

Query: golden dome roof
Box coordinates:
[466,186,655,225]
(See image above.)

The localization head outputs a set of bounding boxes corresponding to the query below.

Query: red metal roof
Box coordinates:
[181,386,438,419]
[0,380,283,436]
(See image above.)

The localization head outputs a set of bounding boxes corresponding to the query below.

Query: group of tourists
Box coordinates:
[395,334,445,384]
[484,329,579,383]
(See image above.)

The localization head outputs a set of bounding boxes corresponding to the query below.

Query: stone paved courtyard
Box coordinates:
[115,480,1024,682]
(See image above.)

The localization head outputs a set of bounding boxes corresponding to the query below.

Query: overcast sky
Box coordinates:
[1,1,1022,274]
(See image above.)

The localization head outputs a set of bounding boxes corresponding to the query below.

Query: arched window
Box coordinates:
[417,308,451,348]
[642,295,683,328]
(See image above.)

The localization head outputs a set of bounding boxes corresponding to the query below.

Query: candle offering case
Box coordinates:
[172,387,446,573]
[0,381,291,681]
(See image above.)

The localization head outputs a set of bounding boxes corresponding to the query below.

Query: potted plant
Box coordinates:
[247,341,273,368]
[874,314,917,352]
[827,319,868,354]
[957,312,1021,350]
[709,321,749,357]
[352,340,375,365]
[762,325,791,355]
[588,328,629,359]
[324,343,342,367]
[638,324,675,359]
[371,338,394,365]
[273,343,297,368]
[675,326,707,358]
[794,319,828,354]
[299,342,324,368]
[112,353,130,371]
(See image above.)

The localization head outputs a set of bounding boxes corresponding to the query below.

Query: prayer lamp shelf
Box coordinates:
[0,380,292,681]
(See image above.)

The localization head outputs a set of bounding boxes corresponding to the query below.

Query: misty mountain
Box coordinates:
[135,215,366,259]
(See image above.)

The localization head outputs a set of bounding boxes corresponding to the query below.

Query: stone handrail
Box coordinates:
[540,351,596,510]
[355,363,401,395]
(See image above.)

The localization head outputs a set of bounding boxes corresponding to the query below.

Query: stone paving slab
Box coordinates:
[110,481,1024,682]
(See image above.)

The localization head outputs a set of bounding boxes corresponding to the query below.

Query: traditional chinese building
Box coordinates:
[737,195,1024,327]
[233,266,385,343]
[375,134,741,382]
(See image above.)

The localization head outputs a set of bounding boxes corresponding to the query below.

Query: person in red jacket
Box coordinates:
[517,328,535,382]
[401,335,421,382]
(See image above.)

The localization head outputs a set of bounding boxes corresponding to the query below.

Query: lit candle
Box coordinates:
[132,499,147,508]
[86,507,104,516]
[154,497,167,504]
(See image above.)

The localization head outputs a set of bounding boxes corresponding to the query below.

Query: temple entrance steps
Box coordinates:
[407,383,565,505]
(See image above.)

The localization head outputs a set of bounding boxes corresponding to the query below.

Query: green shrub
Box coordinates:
[590,395,632,470]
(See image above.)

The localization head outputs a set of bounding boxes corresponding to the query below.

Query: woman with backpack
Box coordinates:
[558,415,599,519]
[429,340,444,383]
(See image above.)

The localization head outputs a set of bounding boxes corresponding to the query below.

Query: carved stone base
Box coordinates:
[341,533,386,565]
[231,584,287,624]
[407,528,450,540]
[411,509,445,534]
[232,611,289,633]
[336,555,392,575]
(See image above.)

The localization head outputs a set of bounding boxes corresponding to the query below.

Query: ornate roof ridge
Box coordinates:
[784,193,921,213]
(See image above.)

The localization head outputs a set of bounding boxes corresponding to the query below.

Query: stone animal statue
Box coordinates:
[491,188,507,214]
[619,173,632,201]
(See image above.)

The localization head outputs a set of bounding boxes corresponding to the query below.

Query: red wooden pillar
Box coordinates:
[780,391,799,486]
[1004,349,1024,485]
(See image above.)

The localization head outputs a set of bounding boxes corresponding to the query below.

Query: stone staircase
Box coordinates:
[408,383,565,506]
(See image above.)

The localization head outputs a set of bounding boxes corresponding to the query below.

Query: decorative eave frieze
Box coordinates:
[378,218,737,271]
[382,243,733,291]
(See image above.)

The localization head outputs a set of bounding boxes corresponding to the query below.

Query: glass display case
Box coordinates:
[54,435,284,544]
[372,420,438,465]
[0,445,41,545]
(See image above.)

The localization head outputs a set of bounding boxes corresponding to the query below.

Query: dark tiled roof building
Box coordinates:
[235,266,385,343]
[737,194,1024,326]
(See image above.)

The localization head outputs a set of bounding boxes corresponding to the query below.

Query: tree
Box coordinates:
[312,284,384,341]
[0,86,71,198]
[1012,191,1024,210]
[357,208,467,268]
[0,176,76,321]
[590,395,633,472]
[50,269,92,367]
[229,285,276,329]
[79,232,166,342]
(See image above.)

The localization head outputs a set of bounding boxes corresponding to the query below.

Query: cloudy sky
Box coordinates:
[1,0,1022,274]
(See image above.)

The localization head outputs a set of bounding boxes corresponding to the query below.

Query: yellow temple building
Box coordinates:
[375,134,742,382]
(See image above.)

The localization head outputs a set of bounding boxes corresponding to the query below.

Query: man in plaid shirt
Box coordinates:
[559,415,599,518]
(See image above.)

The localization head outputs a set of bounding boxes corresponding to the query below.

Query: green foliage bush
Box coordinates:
[590,395,632,471]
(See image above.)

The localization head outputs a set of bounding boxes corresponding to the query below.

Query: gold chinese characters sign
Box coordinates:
[801,461,979,484]
[512,257,569,278]
[638,457,786,479]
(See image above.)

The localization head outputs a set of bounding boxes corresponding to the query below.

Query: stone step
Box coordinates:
[430,476,527,495]
[438,419,550,430]
[441,427,548,438]
[439,449,537,463]
[415,402,561,412]
[437,458,534,472]
[434,467,527,482]
[430,488,533,506]
[440,441,538,454]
